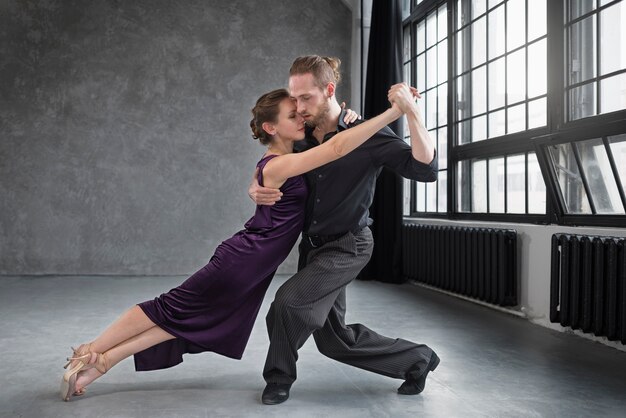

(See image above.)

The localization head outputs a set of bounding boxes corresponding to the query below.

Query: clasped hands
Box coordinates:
[387,82,421,115]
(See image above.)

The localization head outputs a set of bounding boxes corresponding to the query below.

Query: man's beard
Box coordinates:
[306,100,331,128]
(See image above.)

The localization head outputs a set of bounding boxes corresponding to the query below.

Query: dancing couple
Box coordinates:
[61,55,439,405]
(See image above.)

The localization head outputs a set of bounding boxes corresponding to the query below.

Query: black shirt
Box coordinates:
[294,109,438,236]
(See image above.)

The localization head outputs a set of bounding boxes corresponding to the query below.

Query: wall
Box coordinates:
[0,0,352,275]
[409,217,626,351]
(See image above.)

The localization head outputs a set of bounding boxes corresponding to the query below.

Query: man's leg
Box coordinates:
[312,285,438,391]
[263,229,373,392]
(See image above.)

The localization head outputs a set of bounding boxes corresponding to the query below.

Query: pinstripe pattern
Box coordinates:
[263,227,435,385]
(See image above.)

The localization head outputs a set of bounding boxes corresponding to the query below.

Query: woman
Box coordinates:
[61,88,403,401]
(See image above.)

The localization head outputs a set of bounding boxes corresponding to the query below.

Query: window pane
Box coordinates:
[600,73,626,114]
[472,159,488,212]
[472,17,487,68]
[507,103,526,134]
[599,1,626,76]
[570,0,596,20]
[438,83,448,127]
[507,0,526,52]
[427,12,437,48]
[458,119,471,145]
[418,90,426,126]
[404,62,411,85]
[438,5,448,42]
[507,48,526,104]
[472,0,487,19]
[488,4,505,59]
[472,66,487,116]
[489,157,505,213]
[569,15,596,85]
[403,178,411,215]
[457,74,470,121]
[576,139,625,213]
[549,143,592,214]
[427,88,438,130]
[528,0,547,41]
[417,53,426,92]
[528,97,547,129]
[416,21,426,55]
[489,0,503,8]
[457,26,470,74]
[438,39,448,85]
[458,160,471,212]
[488,57,506,110]
[608,134,626,192]
[417,181,426,212]
[438,170,448,212]
[507,154,526,213]
[427,47,438,89]
[458,0,468,27]
[528,152,547,214]
[402,0,411,20]
[473,115,487,142]
[438,127,448,169]
[528,39,547,98]
[489,109,506,138]
[569,82,596,120]
[403,26,411,63]
[427,180,438,212]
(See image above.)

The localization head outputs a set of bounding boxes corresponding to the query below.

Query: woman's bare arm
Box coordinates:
[263,106,402,187]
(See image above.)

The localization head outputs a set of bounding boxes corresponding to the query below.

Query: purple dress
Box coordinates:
[134,155,307,371]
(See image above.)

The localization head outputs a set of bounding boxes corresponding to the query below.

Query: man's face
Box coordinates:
[288,73,330,128]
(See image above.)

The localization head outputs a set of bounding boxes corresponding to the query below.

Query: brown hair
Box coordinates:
[250,89,290,145]
[289,55,341,90]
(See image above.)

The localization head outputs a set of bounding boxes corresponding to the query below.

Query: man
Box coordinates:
[249,55,438,405]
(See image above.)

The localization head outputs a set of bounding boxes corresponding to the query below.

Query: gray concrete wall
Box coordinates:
[0,0,352,275]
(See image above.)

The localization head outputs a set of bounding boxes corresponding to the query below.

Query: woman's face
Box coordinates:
[273,98,305,141]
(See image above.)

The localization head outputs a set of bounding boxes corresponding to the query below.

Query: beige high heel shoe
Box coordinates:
[60,344,109,401]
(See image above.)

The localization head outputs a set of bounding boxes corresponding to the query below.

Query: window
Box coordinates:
[567,0,626,120]
[402,0,626,226]
[403,2,449,215]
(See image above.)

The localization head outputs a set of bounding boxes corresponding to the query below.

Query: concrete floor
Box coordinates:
[1,275,626,418]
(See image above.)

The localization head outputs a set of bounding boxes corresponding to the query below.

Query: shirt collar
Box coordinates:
[304,109,349,144]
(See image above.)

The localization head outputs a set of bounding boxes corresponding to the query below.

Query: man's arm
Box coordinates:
[366,83,437,182]
[388,83,435,164]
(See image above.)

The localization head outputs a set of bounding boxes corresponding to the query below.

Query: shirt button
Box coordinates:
[316,198,321,203]
[318,174,323,178]
[313,220,318,225]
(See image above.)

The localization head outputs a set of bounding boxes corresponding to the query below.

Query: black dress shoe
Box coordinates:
[397,352,440,395]
[262,383,292,405]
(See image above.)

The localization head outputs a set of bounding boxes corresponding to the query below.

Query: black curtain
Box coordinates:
[360,0,405,283]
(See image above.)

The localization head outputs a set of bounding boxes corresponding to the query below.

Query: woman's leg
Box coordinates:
[85,305,157,354]
[75,325,176,391]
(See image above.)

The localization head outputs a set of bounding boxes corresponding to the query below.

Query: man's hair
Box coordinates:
[289,55,341,90]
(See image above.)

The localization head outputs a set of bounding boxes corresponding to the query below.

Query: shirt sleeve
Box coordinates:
[368,126,438,182]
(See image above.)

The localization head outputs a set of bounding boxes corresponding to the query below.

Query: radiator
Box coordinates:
[402,224,518,307]
[550,234,626,343]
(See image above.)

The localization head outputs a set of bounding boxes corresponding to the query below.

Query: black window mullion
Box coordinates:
[448,0,454,216]
[596,5,601,116]
[602,136,626,211]
[486,157,491,212]
[571,142,597,214]
[504,0,509,135]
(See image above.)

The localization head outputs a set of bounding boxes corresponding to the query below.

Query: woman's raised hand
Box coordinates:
[340,102,362,124]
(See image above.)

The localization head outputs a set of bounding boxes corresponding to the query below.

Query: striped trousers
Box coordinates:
[263,227,435,385]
